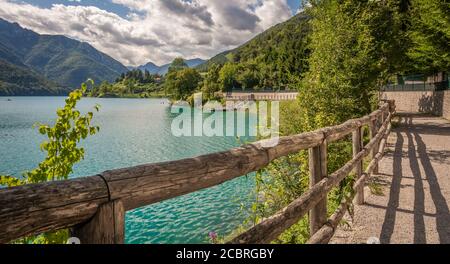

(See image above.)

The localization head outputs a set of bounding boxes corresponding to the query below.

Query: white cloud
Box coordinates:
[254,0,292,29]
[0,0,294,66]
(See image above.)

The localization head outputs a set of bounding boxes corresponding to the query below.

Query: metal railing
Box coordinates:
[381,81,449,92]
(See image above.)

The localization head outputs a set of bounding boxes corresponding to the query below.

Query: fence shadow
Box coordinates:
[405,116,426,244]
[380,114,450,243]
[413,126,450,243]
[380,130,404,244]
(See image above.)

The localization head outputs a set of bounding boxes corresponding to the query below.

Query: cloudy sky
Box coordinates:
[0,0,301,66]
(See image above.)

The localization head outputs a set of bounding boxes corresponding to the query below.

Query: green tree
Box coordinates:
[98,80,111,96]
[0,81,100,243]
[219,62,238,91]
[201,64,222,99]
[408,0,450,73]
[244,0,410,244]
[144,70,155,83]
[168,57,188,73]
[237,61,260,90]
[165,68,202,100]
[299,0,407,128]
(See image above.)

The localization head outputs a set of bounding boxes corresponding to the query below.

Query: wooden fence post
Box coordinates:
[369,118,379,174]
[309,141,328,235]
[72,199,125,244]
[353,127,364,205]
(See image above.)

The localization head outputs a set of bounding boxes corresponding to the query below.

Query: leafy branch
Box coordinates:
[0,80,100,243]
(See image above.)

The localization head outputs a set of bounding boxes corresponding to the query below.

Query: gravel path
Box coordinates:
[331,114,450,244]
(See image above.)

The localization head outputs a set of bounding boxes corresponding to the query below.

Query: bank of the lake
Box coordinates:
[0,97,256,244]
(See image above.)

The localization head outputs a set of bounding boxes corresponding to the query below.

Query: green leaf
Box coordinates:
[0,81,101,244]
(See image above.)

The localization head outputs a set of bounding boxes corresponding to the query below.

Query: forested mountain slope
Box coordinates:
[197,13,311,88]
[0,18,128,92]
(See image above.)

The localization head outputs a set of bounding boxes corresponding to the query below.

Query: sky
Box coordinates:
[0,0,301,66]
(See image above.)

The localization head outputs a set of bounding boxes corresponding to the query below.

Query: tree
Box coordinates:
[144,70,155,83]
[168,57,188,73]
[201,64,222,99]
[165,68,202,100]
[245,0,412,244]
[219,62,238,91]
[0,81,100,243]
[97,80,111,96]
[408,0,450,73]
[298,0,408,129]
[237,61,260,90]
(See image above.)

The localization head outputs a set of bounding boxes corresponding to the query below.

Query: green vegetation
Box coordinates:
[200,64,222,100]
[195,50,233,72]
[26,36,127,88]
[197,13,311,90]
[165,58,202,100]
[233,0,449,244]
[88,58,205,100]
[0,60,67,96]
[298,0,407,126]
[88,69,165,98]
[0,81,99,243]
[408,0,450,74]
[168,57,189,72]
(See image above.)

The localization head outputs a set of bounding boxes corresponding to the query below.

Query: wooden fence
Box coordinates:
[0,100,395,244]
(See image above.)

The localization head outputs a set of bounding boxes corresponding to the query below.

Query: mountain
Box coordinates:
[196,13,311,87]
[138,58,205,75]
[0,18,128,93]
[138,62,161,74]
[0,59,66,96]
[195,50,233,72]
[185,58,206,68]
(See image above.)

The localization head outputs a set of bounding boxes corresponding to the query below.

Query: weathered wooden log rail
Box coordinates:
[0,101,395,244]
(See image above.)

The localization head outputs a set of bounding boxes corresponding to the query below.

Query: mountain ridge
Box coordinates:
[0,18,128,94]
[137,58,205,75]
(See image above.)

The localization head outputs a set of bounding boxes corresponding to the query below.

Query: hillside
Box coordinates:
[196,13,311,88]
[0,60,66,96]
[0,18,128,92]
[195,50,233,72]
[138,58,205,75]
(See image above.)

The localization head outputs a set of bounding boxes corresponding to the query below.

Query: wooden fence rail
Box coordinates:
[0,101,395,244]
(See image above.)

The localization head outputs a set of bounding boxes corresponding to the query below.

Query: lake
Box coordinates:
[0,97,256,244]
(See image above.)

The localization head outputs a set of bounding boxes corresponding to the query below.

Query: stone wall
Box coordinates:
[381,91,450,120]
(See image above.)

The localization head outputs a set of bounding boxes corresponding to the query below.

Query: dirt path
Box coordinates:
[331,114,450,244]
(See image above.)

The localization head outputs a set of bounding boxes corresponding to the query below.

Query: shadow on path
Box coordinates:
[380,114,450,243]
[412,123,450,243]
[406,116,426,244]
[380,130,403,244]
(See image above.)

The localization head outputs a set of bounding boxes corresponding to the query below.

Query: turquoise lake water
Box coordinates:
[0,97,256,244]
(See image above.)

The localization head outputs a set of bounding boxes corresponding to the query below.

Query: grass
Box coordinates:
[368,180,384,196]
